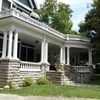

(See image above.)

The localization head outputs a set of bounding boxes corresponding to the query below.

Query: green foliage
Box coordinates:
[23,77,33,87]
[35,0,73,34]
[36,77,49,85]
[79,0,100,63]
[79,0,100,38]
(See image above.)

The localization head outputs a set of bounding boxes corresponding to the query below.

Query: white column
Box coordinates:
[41,37,48,63]
[45,41,48,63]
[60,46,65,64]
[88,49,92,65]
[63,46,65,64]
[60,46,63,64]
[0,0,3,12]
[2,31,7,58]
[67,46,70,65]
[41,40,44,62]
[13,32,18,59]
[7,31,13,59]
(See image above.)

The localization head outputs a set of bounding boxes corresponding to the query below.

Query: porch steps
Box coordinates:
[63,75,75,85]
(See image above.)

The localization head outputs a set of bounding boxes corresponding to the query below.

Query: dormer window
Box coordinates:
[19,0,31,8]
[2,0,11,10]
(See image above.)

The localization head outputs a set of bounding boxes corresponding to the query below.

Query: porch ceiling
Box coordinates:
[19,32,41,50]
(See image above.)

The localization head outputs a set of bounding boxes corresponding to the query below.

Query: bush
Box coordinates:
[23,77,33,87]
[36,77,49,85]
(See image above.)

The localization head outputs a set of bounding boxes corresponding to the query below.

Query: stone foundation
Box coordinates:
[74,72,91,83]
[0,59,21,88]
[20,71,44,81]
[64,65,92,84]
[46,71,64,85]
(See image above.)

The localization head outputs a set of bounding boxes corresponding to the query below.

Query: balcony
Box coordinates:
[0,9,90,43]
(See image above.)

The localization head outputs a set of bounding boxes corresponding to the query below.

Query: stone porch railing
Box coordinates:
[73,66,92,83]
[74,66,92,73]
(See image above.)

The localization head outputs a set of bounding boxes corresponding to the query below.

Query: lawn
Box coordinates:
[0,85,100,99]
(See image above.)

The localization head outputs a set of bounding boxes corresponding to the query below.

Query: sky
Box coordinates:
[35,0,93,32]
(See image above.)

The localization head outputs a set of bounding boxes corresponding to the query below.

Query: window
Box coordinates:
[2,0,10,10]
[20,44,34,62]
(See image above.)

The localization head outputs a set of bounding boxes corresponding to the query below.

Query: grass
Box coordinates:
[0,85,100,99]
[89,74,100,85]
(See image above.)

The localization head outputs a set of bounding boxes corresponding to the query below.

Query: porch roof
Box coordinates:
[0,9,90,44]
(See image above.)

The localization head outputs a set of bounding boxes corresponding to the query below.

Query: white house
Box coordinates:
[0,0,92,87]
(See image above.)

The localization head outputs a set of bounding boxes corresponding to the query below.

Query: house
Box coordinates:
[0,0,92,87]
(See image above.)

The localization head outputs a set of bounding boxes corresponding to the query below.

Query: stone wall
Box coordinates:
[74,72,91,83]
[0,59,21,88]
[46,71,64,85]
[20,71,44,81]
[64,65,92,84]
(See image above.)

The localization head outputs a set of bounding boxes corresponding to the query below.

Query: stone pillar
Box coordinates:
[0,59,21,88]
[67,46,70,65]
[2,31,7,58]
[60,46,65,64]
[7,31,13,59]
[88,49,92,65]
[13,32,18,59]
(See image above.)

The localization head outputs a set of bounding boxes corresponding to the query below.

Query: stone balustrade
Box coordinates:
[74,66,92,73]
[20,61,41,71]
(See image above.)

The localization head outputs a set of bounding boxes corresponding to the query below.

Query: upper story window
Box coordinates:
[2,0,11,10]
[19,0,31,8]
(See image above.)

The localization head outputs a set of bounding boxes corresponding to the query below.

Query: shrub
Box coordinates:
[36,77,49,85]
[23,77,33,87]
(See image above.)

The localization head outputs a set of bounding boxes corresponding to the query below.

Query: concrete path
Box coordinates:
[0,94,99,100]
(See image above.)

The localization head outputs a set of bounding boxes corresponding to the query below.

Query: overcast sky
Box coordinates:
[35,0,93,32]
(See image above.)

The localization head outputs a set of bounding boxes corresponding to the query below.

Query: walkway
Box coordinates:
[0,94,99,100]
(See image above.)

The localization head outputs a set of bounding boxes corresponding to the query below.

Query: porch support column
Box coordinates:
[2,31,7,58]
[13,32,18,59]
[45,41,48,63]
[7,31,13,59]
[60,46,65,64]
[67,46,70,65]
[88,49,92,65]
[41,36,48,63]
[41,40,44,62]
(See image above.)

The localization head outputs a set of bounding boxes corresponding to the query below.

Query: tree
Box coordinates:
[35,0,73,34]
[79,0,100,38]
[79,0,100,63]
